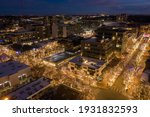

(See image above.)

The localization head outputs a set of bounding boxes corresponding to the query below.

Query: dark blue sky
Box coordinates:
[0,0,150,15]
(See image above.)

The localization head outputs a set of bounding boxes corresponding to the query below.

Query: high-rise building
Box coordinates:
[52,17,58,38]
[63,26,67,38]
[44,16,51,38]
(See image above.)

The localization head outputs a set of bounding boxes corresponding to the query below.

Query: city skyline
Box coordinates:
[0,2,150,100]
[0,0,150,15]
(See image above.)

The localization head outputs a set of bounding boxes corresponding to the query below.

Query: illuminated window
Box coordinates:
[18,76,22,80]
[22,74,27,79]
[3,81,11,87]
[18,74,27,81]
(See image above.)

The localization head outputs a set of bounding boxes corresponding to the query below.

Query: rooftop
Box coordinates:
[70,56,105,69]
[103,21,125,27]
[97,26,127,32]
[6,77,51,100]
[0,61,30,78]
[83,38,102,43]
[11,30,36,35]
[44,52,74,63]
[83,38,111,44]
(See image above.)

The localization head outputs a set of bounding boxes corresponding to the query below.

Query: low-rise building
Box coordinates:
[10,31,38,44]
[2,77,51,100]
[68,56,106,79]
[0,61,31,96]
[43,52,77,67]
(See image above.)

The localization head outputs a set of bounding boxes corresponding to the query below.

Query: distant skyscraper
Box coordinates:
[45,16,51,38]
[63,26,67,38]
[52,16,58,38]
[62,16,67,38]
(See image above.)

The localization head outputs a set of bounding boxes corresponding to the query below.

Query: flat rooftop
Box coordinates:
[83,38,98,43]
[83,38,112,43]
[11,30,36,35]
[0,61,30,78]
[70,56,105,69]
[44,52,74,63]
[6,77,51,100]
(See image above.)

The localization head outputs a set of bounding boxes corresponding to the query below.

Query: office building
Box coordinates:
[81,38,116,61]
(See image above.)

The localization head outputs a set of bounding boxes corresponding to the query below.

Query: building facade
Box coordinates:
[81,38,116,61]
[0,61,31,96]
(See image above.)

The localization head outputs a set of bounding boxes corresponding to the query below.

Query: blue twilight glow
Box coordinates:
[0,0,149,15]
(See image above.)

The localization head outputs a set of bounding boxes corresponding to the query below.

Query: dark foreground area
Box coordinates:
[39,84,128,100]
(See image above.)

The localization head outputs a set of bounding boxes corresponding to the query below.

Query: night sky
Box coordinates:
[0,0,150,15]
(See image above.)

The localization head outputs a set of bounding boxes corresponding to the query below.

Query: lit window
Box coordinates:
[18,76,22,80]
[3,81,11,87]
[18,74,27,81]
[22,74,27,80]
